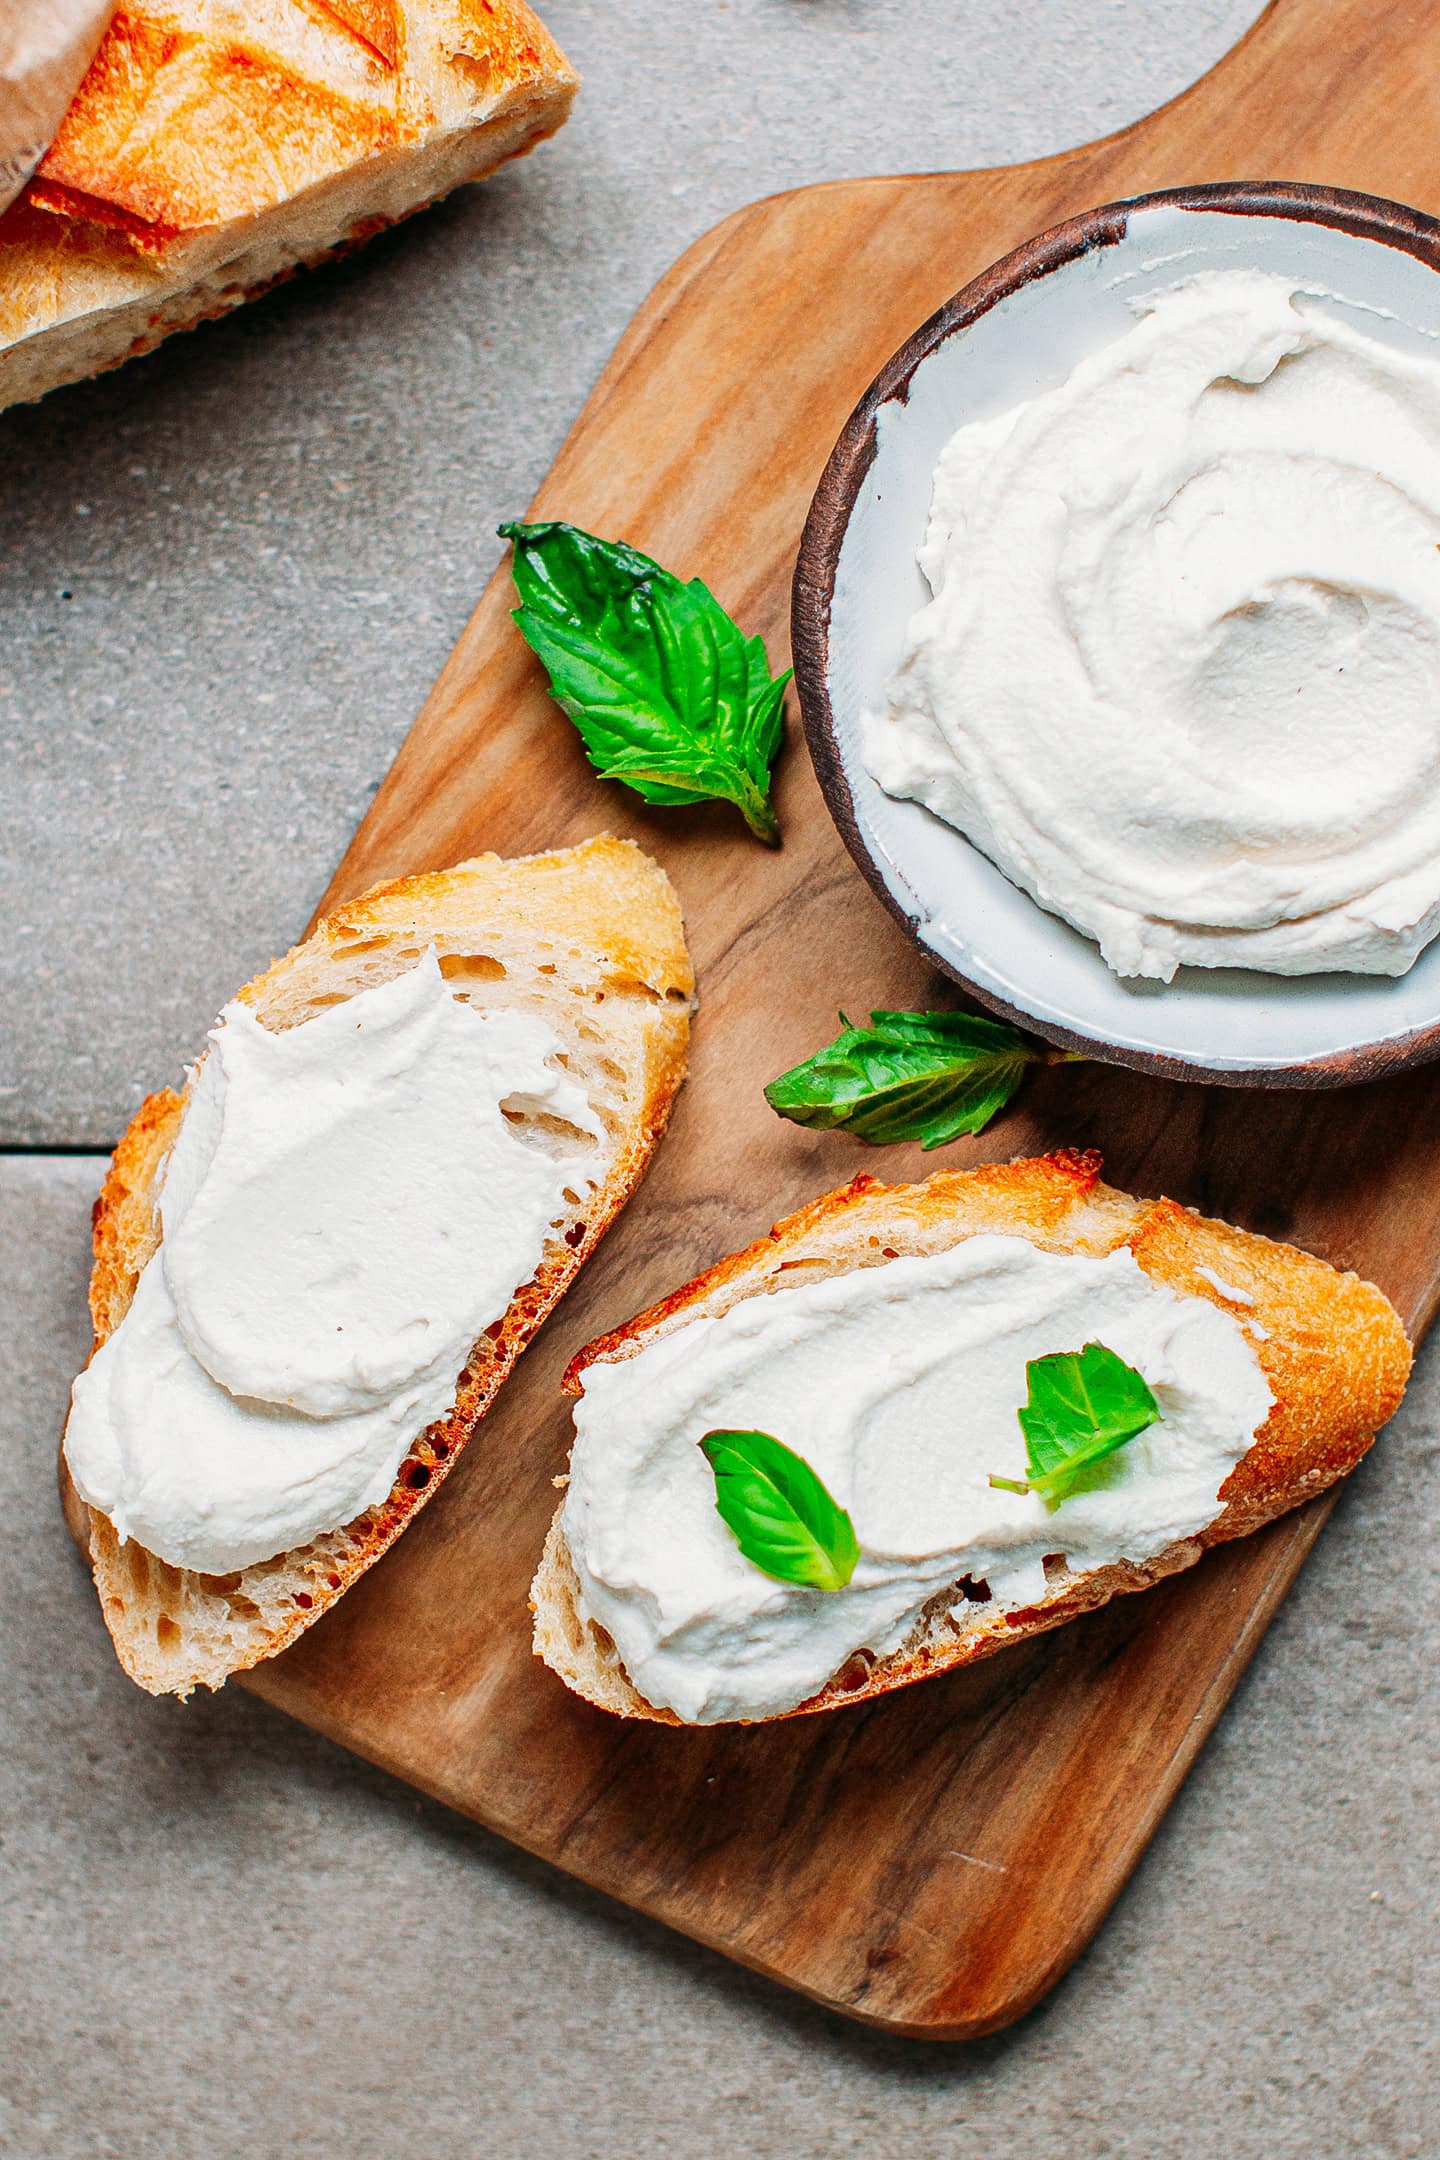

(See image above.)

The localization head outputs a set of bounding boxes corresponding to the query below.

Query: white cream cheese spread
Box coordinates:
[66,954,603,1572]
[562,1236,1272,1723]
[865,268,1440,980]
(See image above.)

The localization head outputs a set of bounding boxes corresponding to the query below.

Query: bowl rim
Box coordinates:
[791,178,1440,1090]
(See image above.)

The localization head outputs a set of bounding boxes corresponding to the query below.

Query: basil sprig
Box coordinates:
[701,1429,859,1591]
[765,1008,1042,1149]
[989,1342,1160,1505]
[500,519,789,844]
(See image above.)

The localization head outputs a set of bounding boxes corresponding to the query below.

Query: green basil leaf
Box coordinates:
[988,1342,1160,1505]
[700,1429,859,1592]
[764,1008,1038,1149]
[500,519,789,844]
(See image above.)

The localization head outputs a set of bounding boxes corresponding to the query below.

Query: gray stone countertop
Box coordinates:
[4,5,1437,2155]
[5,1162,1436,2159]
[3,0,1253,1148]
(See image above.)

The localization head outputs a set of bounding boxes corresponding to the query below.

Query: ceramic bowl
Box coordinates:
[792,181,1440,1087]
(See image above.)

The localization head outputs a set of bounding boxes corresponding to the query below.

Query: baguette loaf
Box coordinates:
[0,0,578,412]
[61,835,693,1698]
[532,1149,1412,1723]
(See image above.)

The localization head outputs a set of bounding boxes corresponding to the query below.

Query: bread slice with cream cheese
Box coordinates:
[531,1149,1411,1724]
[60,836,692,1697]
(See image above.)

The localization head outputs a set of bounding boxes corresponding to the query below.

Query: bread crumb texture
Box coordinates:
[65,837,692,1698]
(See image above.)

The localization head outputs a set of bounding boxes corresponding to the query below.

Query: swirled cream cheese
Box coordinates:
[866,268,1440,980]
[562,1236,1272,1723]
[65,953,603,1572]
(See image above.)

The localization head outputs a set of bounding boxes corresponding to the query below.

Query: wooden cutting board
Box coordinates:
[241,0,1440,2037]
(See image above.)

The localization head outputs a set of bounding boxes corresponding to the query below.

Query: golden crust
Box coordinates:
[63,836,692,1698]
[1121,1197,1407,1526]
[35,14,397,238]
[0,0,578,406]
[31,0,572,238]
[315,0,402,67]
[561,1148,1130,1391]
[87,1084,180,1343]
[532,1152,1412,1725]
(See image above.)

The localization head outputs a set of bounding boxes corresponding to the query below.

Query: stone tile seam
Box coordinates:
[1,1145,110,1158]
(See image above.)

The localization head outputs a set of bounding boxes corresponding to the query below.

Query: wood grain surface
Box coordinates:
[241,0,1440,2037]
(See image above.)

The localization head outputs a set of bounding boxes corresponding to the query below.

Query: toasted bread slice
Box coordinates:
[0,0,578,412]
[61,836,692,1698]
[531,1150,1411,1724]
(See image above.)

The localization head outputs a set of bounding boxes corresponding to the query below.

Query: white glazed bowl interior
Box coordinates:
[822,196,1440,1080]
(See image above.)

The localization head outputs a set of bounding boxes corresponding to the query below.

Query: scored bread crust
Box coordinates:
[531,1149,1413,1725]
[61,835,693,1698]
[0,0,578,412]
